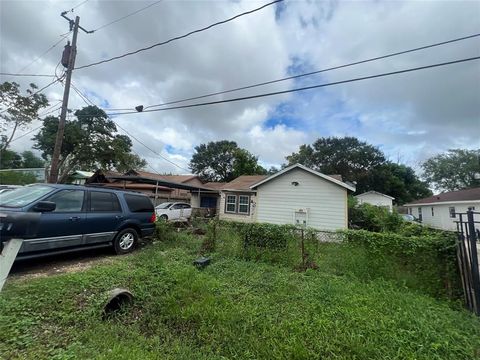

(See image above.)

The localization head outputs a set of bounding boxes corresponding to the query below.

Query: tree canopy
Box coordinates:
[422,149,480,191]
[189,140,266,182]
[0,149,44,169]
[33,105,147,182]
[0,81,49,150]
[286,136,431,204]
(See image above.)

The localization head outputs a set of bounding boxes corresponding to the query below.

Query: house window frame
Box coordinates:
[431,207,434,217]
[225,194,237,213]
[418,207,423,222]
[238,195,250,215]
[449,206,456,218]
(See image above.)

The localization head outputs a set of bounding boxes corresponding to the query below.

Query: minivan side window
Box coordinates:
[90,191,121,212]
[46,190,85,212]
[124,194,154,212]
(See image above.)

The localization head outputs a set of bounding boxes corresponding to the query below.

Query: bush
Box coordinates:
[349,200,402,232]
[342,229,460,299]
[0,170,37,185]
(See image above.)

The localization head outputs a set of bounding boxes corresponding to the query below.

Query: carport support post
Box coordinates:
[0,238,23,291]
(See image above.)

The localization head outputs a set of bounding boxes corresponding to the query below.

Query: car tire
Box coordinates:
[160,214,168,221]
[113,228,138,255]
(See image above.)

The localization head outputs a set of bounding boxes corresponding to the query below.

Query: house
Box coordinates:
[355,191,395,212]
[211,164,355,230]
[404,187,480,230]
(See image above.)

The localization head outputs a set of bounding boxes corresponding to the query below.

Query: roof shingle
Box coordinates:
[406,187,480,205]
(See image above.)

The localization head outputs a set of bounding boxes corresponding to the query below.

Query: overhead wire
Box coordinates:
[0,76,65,115]
[0,72,53,78]
[92,0,164,33]
[141,32,480,110]
[74,0,283,70]
[104,56,480,116]
[15,32,72,74]
[69,83,190,172]
[69,0,89,12]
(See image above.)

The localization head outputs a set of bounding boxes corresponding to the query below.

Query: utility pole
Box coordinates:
[49,13,92,183]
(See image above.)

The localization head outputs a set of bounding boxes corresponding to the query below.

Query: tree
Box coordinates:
[286,136,386,189]
[0,82,49,150]
[422,149,480,192]
[0,149,23,169]
[189,140,266,182]
[367,163,432,204]
[0,171,37,185]
[286,136,431,204]
[33,105,147,182]
[21,151,45,168]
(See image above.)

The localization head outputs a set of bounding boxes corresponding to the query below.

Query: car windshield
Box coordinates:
[156,202,172,209]
[0,185,54,208]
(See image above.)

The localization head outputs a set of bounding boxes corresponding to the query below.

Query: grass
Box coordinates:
[1,233,479,359]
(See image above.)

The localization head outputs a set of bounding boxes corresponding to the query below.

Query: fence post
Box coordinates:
[467,210,480,316]
[301,228,305,268]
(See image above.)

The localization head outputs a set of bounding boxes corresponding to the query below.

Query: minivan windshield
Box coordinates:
[0,185,54,208]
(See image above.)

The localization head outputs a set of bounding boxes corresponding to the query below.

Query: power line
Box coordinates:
[142,32,480,110]
[92,0,164,32]
[9,104,62,143]
[75,0,283,70]
[0,72,53,78]
[0,77,64,115]
[69,83,190,172]
[15,33,71,74]
[69,0,89,12]
[105,56,480,116]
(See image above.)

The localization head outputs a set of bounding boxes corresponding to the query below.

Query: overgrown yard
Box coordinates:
[1,227,480,359]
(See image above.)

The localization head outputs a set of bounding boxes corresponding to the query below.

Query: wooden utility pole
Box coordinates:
[49,16,80,183]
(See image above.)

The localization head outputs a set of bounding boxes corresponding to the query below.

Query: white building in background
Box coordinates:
[404,187,480,231]
[355,191,395,212]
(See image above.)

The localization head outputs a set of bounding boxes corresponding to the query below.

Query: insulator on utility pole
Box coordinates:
[61,42,71,68]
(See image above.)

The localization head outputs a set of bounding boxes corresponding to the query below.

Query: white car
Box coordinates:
[155,202,192,221]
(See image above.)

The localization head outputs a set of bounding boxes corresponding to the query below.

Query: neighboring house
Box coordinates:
[404,187,480,231]
[213,164,355,230]
[69,170,94,184]
[355,191,395,212]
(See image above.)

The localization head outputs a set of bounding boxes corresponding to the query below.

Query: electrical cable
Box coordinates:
[104,56,480,116]
[0,77,64,115]
[92,0,164,32]
[69,0,89,12]
[75,0,283,70]
[69,83,190,172]
[142,32,480,110]
[0,73,53,78]
[9,104,62,143]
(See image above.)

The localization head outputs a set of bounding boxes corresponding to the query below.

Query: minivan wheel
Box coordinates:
[113,228,138,255]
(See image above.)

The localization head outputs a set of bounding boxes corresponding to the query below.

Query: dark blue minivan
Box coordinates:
[0,184,156,259]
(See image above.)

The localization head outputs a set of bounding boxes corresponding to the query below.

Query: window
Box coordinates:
[418,207,422,222]
[408,208,412,215]
[0,185,54,208]
[46,190,85,212]
[431,207,434,217]
[124,194,154,212]
[238,195,250,214]
[90,192,121,212]
[171,204,183,210]
[468,206,476,211]
[226,195,236,213]
[449,207,456,218]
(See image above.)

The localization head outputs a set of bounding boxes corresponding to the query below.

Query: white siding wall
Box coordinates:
[356,193,393,212]
[219,192,257,223]
[408,202,479,230]
[256,168,348,230]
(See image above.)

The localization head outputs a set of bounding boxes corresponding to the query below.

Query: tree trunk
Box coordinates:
[1,121,19,150]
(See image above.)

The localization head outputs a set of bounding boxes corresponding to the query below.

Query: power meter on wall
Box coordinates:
[294,208,308,228]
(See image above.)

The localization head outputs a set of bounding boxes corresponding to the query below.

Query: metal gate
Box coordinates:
[455,210,480,316]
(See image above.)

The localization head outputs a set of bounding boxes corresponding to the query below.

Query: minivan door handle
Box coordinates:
[69,216,80,221]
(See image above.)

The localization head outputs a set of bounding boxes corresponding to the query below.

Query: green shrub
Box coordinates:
[349,201,403,232]
[342,229,460,299]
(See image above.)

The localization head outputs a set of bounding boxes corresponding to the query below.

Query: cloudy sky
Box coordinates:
[1,0,479,175]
